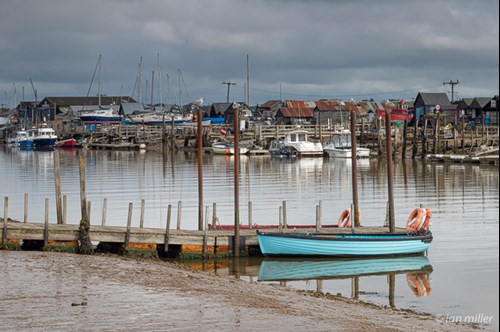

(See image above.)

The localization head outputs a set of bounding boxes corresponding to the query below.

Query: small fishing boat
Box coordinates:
[278,129,323,157]
[33,125,58,148]
[257,256,432,281]
[257,229,433,257]
[212,141,249,155]
[7,130,33,148]
[323,130,370,158]
[55,138,77,148]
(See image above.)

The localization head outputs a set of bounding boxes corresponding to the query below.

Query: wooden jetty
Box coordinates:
[1,218,408,257]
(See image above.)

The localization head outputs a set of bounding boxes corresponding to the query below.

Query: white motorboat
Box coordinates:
[323,130,370,158]
[212,142,249,155]
[280,129,323,157]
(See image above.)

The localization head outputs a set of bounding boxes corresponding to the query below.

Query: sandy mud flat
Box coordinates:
[0,251,488,331]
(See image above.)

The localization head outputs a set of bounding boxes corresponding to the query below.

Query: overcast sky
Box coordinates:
[1,0,498,107]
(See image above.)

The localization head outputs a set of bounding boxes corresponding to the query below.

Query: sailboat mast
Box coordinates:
[158,53,163,111]
[98,54,102,108]
[246,54,250,105]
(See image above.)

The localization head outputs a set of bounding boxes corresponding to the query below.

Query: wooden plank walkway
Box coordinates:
[1,220,408,249]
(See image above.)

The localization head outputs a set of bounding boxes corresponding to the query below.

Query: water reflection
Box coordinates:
[186,255,433,308]
[257,256,432,281]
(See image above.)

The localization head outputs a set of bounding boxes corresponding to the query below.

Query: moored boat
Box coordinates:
[212,142,249,155]
[55,138,77,148]
[33,125,57,149]
[323,130,370,158]
[277,129,323,157]
[256,229,433,257]
[80,109,122,124]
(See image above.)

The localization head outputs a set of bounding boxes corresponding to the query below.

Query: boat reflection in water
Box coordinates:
[258,256,433,303]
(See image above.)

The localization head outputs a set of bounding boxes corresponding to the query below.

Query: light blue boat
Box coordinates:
[257,230,433,257]
[258,256,432,281]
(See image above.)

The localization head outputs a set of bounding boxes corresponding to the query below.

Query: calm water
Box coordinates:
[1,146,498,328]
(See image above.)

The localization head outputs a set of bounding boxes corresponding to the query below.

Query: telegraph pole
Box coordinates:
[222,81,236,103]
[443,80,459,102]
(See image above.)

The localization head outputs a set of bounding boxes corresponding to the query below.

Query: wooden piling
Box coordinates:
[140,199,145,228]
[24,193,28,223]
[279,206,283,232]
[234,106,240,258]
[87,201,91,224]
[203,206,209,256]
[319,200,323,229]
[402,120,408,159]
[385,111,396,233]
[124,203,133,250]
[63,195,67,225]
[282,200,287,229]
[102,198,107,226]
[44,198,49,247]
[197,108,204,231]
[248,201,253,227]
[315,205,320,232]
[2,197,7,243]
[54,152,63,224]
[212,202,217,229]
[164,204,171,252]
[351,112,360,227]
[177,200,182,230]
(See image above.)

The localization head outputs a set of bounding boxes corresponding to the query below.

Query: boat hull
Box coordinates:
[33,138,57,147]
[55,138,77,148]
[257,231,432,257]
[80,116,122,124]
[212,144,248,155]
[324,147,370,158]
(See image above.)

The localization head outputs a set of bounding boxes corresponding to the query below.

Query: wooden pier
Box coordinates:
[1,218,407,257]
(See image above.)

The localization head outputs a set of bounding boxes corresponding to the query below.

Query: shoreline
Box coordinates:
[0,250,489,331]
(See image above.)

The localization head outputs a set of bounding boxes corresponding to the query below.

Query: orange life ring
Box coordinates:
[338,208,361,228]
[406,208,423,232]
[417,208,431,232]
[338,209,351,228]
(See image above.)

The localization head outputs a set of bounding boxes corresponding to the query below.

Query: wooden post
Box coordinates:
[351,112,360,227]
[412,112,418,159]
[402,119,408,159]
[282,200,287,229]
[140,199,145,228]
[434,112,440,154]
[2,197,8,243]
[279,206,283,232]
[164,204,171,252]
[102,198,107,226]
[24,193,28,223]
[54,152,63,224]
[124,203,133,250]
[87,201,91,224]
[385,111,396,233]
[79,154,87,221]
[197,108,204,231]
[44,198,49,247]
[234,106,240,258]
[177,200,182,230]
[203,206,209,256]
[315,205,320,232]
[319,200,323,228]
[212,202,217,229]
[248,201,253,227]
[63,195,67,225]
